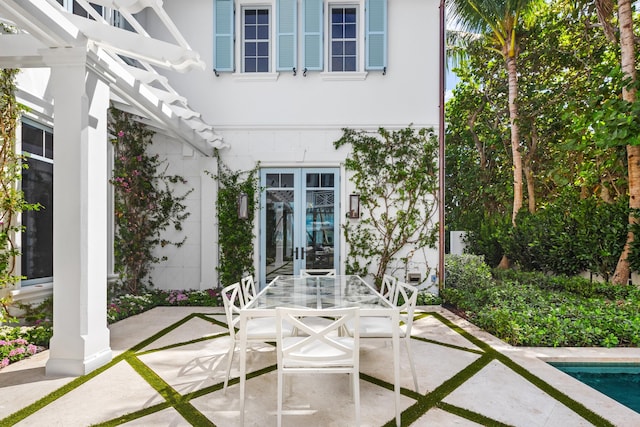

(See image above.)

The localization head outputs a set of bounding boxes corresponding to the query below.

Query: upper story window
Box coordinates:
[56,0,131,29]
[243,8,271,72]
[330,6,357,71]
[213,0,386,76]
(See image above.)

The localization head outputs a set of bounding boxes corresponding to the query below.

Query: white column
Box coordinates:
[46,51,112,376]
[200,158,218,289]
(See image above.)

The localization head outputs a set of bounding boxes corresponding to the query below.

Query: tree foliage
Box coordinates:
[334,127,439,286]
[446,0,635,275]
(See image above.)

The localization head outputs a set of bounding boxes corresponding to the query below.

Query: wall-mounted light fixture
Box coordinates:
[238,192,249,219]
[348,194,360,219]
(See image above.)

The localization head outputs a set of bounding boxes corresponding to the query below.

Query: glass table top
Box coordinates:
[247,275,392,310]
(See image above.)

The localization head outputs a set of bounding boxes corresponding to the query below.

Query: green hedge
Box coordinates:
[442,256,640,347]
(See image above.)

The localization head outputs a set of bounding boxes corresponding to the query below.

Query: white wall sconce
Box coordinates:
[238,192,249,219]
[348,194,360,219]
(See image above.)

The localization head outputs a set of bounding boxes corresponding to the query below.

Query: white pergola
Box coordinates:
[0,0,224,376]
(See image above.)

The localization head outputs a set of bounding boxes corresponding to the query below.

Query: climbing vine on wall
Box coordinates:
[334,126,440,286]
[0,66,40,324]
[212,159,260,287]
[0,64,40,323]
[109,108,192,295]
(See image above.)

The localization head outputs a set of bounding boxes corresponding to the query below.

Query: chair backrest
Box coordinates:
[380,274,399,304]
[241,275,257,305]
[275,307,359,367]
[396,281,418,334]
[300,269,336,277]
[221,282,243,340]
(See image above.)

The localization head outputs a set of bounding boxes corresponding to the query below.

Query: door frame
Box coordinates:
[259,167,341,286]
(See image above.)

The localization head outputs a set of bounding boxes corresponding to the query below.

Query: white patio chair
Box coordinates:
[221,282,294,393]
[380,274,399,304]
[240,275,257,305]
[299,268,336,276]
[275,307,360,427]
[349,281,419,393]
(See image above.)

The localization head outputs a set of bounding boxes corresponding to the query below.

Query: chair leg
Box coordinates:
[353,370,361,426]
[404,338,419,393]
[223,342,236,393]
[277,370,284,427]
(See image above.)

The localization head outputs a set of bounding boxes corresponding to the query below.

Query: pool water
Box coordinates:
[549,362,640,414]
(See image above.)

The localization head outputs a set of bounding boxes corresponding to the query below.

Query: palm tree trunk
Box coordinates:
[612,0,637,285]
[506,55,523,226]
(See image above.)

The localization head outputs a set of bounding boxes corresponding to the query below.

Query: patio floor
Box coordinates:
[1,306,640,426]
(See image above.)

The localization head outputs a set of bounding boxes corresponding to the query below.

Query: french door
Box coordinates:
[260,168,340,285]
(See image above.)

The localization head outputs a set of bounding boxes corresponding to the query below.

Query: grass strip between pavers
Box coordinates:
[382,353,495,427]
[437,401,514,427]
[129,312,201,352]
[125,355,215,426]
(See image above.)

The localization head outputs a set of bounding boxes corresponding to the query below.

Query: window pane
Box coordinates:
[22,125,44,156]
[21,157,53,281]
[267,173,280,187]
[306,173,319,187]
[245,58,256,72]
[246,26,256,39]
[281,173,294,188]
[321,173,334,187]
[332,41,343,55]
[246,42,256,56]
[332,9,343,23]
[245,10,257,24]
[345,8,356,22]
[332,24,343,39]
[332,57,343,71]
[257,9,269,23]
[44,131,53,159]
[257,41,269,56]
[345,23,356,39]
[257,58,269,72]
[345,41,356,55]
[257,25,269,40]
[345,57,356,71]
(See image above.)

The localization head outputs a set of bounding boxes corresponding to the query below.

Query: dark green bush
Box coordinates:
[450,268,640,347]
[443,254,494,291]
[470,196,628,278]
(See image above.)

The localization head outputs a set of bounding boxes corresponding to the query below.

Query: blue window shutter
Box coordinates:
[366,0,387,71]
[214,0,234,72]
[277,0,297,70]
[303,0,323,71]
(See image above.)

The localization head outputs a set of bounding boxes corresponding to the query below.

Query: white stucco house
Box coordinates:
[0,0,441,376]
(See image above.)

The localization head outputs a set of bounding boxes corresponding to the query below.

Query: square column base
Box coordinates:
[46,347,112,377]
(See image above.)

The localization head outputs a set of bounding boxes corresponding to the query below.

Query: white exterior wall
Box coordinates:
[143,0,442,288]
[13,0,442,295]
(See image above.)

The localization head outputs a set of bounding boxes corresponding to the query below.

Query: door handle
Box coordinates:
[295,247,299,259]
[301,247,304,260]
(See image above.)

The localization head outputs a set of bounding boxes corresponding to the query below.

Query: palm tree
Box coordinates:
[447,0,540,268]
[595,0,637,284]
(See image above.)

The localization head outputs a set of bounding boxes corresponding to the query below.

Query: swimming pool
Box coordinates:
[549,362,640,413]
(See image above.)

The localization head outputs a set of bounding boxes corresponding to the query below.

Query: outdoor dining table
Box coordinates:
[238,274,401,427]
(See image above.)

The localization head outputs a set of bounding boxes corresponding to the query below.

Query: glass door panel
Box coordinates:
[260,168,340,285]
[305,172,336,270]
[263,172,297,283]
